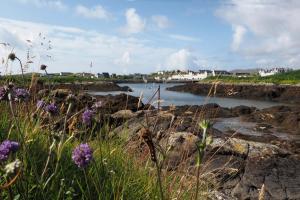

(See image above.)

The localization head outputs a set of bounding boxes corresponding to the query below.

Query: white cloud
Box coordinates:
[0,17,180,74]
[231,25,246,51]
[121,8,146,34]
[169,34,199,42]
[76,4,110,20]
[152,15,170,29]
[216,0,300,67]
[17,0,67,10]
[165,49,202,70]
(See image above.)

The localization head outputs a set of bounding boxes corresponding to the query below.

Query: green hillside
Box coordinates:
[203,70,300,85]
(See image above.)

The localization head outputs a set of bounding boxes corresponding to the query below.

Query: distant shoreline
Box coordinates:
[166,82,300,104]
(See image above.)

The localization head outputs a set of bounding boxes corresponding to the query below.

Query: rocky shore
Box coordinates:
[166,82,300,104]
[35,81,132,93]
[38,89,300,199]
[110,103,300,199]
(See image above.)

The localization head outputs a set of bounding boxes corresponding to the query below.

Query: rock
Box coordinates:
[164,132,199,169]
[203,138,299,200]
[231,105,256,116]
[111,110,139,120]
[243,105,300,134]
[95,93,145,114]
[232,155,300,200]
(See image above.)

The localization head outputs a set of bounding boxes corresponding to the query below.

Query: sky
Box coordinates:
[0,0,300,74]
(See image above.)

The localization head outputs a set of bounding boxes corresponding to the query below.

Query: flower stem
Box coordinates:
[83,169,92,198]
[155,160,164,200]
[195,128,207,200]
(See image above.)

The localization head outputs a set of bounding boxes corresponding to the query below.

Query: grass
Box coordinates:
[202,69,300,85]
[0,89,214,200]
[0,102,161,199]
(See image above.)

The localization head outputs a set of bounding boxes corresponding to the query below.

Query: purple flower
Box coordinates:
[14,88,30,101]
[82,109,94,125]
[0,140,20,162]
[72,143,93,168]
[0,87,8,101]
[37,100,46,109]
[45,103,59,115]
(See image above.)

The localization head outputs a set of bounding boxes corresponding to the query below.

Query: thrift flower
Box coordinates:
[0,140,20,162]
[82,109,94,125]
[72,143,93,168]
[45,103,59,115]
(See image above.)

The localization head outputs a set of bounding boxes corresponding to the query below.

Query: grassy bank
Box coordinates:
[202,70,300,85]
[0,103,160,199]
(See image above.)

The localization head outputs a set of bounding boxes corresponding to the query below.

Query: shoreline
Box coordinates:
[166,82,300,104]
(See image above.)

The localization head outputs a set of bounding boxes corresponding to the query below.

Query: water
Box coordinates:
[89,83,285,109]
[213,117,300,141]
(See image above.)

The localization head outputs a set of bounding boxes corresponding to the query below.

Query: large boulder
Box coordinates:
[203,138,299,200]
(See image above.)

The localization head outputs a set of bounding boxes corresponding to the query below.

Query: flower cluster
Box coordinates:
[72,143,93,168]
[45,103,59,115]
[0,86,31,102]
[0,140,20,162]
[82,109,94,125]
[14,88,30,101]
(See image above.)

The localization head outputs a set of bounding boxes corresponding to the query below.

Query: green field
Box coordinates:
[202,70,300,85]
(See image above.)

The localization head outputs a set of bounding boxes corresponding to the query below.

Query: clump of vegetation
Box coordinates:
[0,52,216,199]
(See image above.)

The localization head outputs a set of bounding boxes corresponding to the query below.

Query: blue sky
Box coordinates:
[0,0,300,74]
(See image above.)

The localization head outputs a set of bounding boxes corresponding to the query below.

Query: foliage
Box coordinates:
[202,70,300,85]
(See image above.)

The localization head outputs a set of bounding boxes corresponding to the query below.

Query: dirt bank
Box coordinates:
[166,82,300,104]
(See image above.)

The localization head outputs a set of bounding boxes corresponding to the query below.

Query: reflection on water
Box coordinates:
[89,83,285,109]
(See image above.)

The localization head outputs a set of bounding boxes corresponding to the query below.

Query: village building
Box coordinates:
[259,68,292,77]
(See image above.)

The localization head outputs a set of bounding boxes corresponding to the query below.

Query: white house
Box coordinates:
[259,68,290,77]
[167,71,209,80]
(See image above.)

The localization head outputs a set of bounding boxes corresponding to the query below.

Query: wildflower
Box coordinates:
[40,64,47,70]
[72,143,93,168]
[66,94,77,104]
[0,86,9,101]
[5,159,21,175]
[8,53,16,61]
[199,119,212,131]
[82,109,94,125]
[45,103,59,115]
[92,101,103,109]
[0,140,20,162]
[14,88,30,101]
[37,100,46,109]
